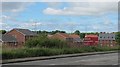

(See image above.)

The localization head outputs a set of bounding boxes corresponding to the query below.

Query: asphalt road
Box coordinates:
[3,53,118,65]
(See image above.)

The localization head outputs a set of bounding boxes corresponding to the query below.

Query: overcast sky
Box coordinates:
[1,0,119,32]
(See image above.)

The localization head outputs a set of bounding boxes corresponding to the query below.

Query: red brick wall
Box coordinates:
[2,42,18,48]
[99,40,116,46]
[6,29,25,45]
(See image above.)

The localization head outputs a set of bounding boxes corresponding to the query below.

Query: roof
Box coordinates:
[55,33,82,42]
[13,28,37,36]
[85,34,98,37]
[56,33,70,38]
[56,33,81,38]
[69,34,80,38]
[47,34,53,38]
[0,34,17,42]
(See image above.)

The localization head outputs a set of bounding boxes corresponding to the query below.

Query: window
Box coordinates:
[13,35,17,38]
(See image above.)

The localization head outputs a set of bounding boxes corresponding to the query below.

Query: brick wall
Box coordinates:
[6,29,25,45]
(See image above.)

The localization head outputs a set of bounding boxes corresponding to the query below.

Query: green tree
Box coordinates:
[74,30,80,35]
[116,32,120,45]
[0,30,6,34]
[51,30,66,34]
[80,33,85,39]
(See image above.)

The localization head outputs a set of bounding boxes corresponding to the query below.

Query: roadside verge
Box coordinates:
[2,51,118,64]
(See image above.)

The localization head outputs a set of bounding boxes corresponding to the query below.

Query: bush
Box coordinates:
[25,35,68,48]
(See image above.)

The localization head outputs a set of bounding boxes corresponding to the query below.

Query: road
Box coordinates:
[3,53,118,65]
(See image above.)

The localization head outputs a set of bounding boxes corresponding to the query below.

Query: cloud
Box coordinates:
[43,2,118,16]
[1,2,34,13]
[46,2,62,8]
[2,0,119,2]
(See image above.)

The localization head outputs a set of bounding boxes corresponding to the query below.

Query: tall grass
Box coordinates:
[2,46,119,60]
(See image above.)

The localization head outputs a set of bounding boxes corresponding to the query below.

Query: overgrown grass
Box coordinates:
[2,46,119,60]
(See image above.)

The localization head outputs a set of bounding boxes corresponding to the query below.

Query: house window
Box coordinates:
[13,35,17,38]
[111,41,112,43]
[14,42,17,45]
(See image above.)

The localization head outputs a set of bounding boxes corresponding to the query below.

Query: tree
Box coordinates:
[74,30,80,35]
[80,33,85,39]
[0,30,6,34]
[51,30,66,34]
[116,32,120,45]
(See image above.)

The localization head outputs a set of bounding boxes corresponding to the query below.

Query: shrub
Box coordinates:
[25,35,68,48]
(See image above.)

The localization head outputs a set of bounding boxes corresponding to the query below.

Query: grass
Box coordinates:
[2,45,119,60]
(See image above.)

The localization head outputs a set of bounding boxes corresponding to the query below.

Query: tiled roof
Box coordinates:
[56,33,70,38]
[69,34,80,38]
[13,28,37,36]
[56,33,81,38]
[0,34,17,42]
[85,35,98,37]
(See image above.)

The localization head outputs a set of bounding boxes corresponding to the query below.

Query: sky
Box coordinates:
[1,0,119,33]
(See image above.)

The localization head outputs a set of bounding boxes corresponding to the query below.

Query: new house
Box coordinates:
[3,28,37,47]
[49,33,82,43]
[99,32,116,46]
[69,34,83,43]
[0,34,17,47]
[48,33,83,47]
[83,34,99,46]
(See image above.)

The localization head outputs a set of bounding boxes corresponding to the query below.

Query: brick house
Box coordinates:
[49,33,82,42]
[0,34,17,47]
[5,28,37,46]
[83,34,99,46]
[48,33,83,47]
[50,33,73,42]
[69,34,83,43]
[98,32,116,46]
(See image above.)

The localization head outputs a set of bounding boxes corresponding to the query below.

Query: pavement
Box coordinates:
[2,51,118,64]
[2,53,118,65]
